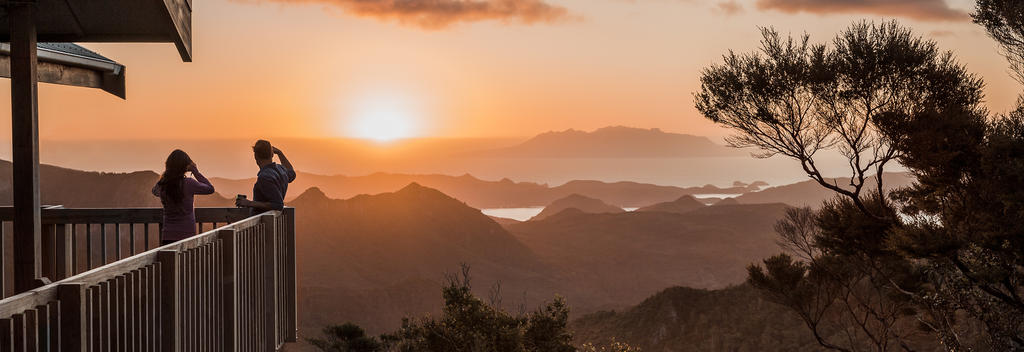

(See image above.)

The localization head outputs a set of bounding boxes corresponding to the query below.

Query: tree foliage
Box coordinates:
[695,21,983,218]
[381,265,575,352]
[309,323,385,352]
[700,19,1024,351]
[975,0,1024,82]
[310,265,638,352]
[749,197,924,352]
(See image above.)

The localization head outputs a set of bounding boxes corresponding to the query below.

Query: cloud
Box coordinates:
[755,0,969,22]
[716,0,744,15]
[246,0,575,29]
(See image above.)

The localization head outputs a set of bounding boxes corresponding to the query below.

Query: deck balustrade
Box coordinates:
[0,207,297,351]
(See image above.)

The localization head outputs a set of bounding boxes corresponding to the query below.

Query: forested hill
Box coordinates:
[571,284,818,351]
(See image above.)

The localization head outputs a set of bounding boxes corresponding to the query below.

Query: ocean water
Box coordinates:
[481,207,545,221]
[692,193,743,199]
[22,139,880,187]
[484,206,640,221]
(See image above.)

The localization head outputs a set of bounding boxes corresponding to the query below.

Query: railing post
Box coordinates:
[217,229,237,351]
[56,283,86,352]
[9,1,42,296]
[156,250,179,352]
[260,214,278,349]
[54,224,72,280]
[284,207,297,342]
[41,224,55,281]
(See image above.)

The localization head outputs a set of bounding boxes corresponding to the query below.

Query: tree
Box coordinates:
[884,103,1024,349]
[308,323,385,352]
[578,339,641,352]
[380,265,576,352]
[310,265,637,352]
[698,20,996,351]
[749,197,924,352]
[695,21,983,218]
[975,0,1024,82]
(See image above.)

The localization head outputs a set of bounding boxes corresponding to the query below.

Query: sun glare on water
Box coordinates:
[347,95,420,142]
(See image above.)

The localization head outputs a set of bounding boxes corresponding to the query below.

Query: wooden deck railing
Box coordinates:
[0,206,255,297]
[0,207,297,351]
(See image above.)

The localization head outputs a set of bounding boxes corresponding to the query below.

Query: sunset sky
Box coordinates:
[0,0,1015,141]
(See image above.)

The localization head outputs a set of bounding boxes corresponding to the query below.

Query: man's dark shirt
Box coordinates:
[253,163,297,210]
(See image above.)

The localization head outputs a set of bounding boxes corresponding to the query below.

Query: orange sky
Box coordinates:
[0,0,1015,141]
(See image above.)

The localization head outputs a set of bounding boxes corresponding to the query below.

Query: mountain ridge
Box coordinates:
[530,194,625,221]
[476,126,745,158]
[210,171,762,209]
[636,194,706,214]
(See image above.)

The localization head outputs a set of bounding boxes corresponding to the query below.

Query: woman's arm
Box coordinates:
[187,164,216,195]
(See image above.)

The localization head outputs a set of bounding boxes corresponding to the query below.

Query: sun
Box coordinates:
[347,95,420,142]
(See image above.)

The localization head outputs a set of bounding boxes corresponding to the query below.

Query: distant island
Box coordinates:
[476,126,745,158]
[530,194,625,221]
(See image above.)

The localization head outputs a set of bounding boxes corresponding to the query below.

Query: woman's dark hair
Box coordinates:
[158,149,192,205]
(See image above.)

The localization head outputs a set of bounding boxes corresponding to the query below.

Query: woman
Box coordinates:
[152,149,215,245]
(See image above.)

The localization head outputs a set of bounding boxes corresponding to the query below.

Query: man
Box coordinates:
[236,140,296,211]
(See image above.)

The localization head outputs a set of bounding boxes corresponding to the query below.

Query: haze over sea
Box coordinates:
[14,138,868,187]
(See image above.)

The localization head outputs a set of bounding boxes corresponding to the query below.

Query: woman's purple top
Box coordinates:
[152,170,215,241]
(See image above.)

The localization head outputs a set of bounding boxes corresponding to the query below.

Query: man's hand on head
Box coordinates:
[272,147,283,156]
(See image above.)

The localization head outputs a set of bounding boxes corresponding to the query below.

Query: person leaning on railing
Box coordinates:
[235,139,296,213]
[152,149,216,245]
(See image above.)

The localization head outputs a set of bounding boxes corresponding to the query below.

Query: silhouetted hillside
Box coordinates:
[507,203,790,307]
[531,194,624,220]
[293,185,796,336]
[488,216,523,227]
[713,198,740,206]
[636,195,705,214]
[477,126,744,158]
[734,172,914,207]
[0,160,232,207]
[290,183,561,334]
[571,284,818,351]
[211,172,759,208]
[4,161,808,344]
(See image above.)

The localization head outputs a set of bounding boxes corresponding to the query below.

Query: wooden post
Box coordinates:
[284,207,297,342]
[261,214,278,349]
[56,283,86,352]
[0,318,12,351]
[156,250,179,352]
[54,224,72,280]
[45,301,60,352]
[11,313,24,352]
[217,229,237,351]
[9,2,42,295]
[23,309,37,352]
[34,304,48,352]
[41,224,55,281]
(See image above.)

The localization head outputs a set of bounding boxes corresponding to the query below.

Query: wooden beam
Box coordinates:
[9,3,42,295]
[162,0,192,62]
[0,58,126,99]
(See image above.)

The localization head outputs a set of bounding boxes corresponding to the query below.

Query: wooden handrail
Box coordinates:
[0,206,255,293]
[0,207,296,351]
[0,206,251,224]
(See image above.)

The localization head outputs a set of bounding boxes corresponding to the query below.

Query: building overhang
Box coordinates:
[0,42,126,98]
[0,0,192,62]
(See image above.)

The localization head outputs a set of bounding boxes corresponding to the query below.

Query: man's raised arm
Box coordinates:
[273,147,297,182]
